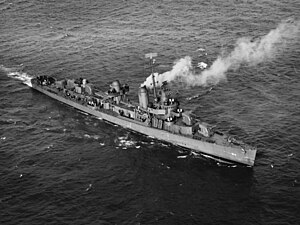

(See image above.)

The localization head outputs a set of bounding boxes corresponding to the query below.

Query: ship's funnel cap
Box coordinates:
[138,86,148,93]
[111,80,121,93]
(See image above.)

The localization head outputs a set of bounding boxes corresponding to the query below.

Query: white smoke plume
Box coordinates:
[141,56,193,88]
[141,19,300,88]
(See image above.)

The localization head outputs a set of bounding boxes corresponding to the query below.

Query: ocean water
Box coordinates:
[0,0,299,224]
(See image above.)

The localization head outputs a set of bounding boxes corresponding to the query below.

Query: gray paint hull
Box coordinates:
[32,85,256,166]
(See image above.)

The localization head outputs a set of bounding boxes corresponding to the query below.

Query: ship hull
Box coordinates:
[31,84,256,166]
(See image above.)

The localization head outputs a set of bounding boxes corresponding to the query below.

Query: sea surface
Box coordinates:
[0,0,299,224]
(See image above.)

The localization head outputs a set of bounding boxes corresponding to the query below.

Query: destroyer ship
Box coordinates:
[29,54,257,166]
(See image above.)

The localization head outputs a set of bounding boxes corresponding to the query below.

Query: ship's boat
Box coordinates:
[29,56,257,166]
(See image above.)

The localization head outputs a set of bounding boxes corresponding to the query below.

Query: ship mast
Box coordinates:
[145,52,158,101]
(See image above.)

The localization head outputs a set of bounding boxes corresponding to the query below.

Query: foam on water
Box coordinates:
[1,65,33,87]
[116,135,137,148]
